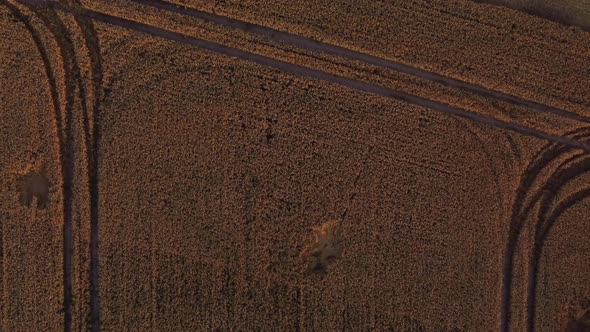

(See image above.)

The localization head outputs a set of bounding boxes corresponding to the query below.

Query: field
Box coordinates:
[1,0,589,331]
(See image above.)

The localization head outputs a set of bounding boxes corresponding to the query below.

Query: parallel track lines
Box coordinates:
[9,1,590,331]
[67,6,103,329]
[30,8,77,331]
[105,4,590,331]
[27,2,590,153]
[134,0,590,125]
[526,156,590,332]
[502,127,590,332]
[5,1,103,330]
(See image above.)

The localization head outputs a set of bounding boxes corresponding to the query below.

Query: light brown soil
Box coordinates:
[1,0,589,331]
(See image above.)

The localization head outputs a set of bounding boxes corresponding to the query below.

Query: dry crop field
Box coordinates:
[0,0,589,331]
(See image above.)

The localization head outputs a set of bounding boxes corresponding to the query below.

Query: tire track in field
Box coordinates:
[452,117,509,307]
[10,1,103,329]
[501,127,590,332]
[500,137,571,332]
[27,2,590,153]
[64,1,103,328]
[526,154,590,332]
[524,153,583,331]
[19,2,590,330]
[0,2,65,201]
[132,0,590,125]
[452,117,506,209]
[30,4,104,329]
[0,1,71,330]
[26,8,79,331]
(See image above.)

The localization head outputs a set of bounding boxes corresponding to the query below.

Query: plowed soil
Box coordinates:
[1,0,589,331]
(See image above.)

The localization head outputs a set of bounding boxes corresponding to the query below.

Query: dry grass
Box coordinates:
[171,0,590,116]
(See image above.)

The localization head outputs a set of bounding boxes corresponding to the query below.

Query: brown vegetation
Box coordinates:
[165,0,590,116]
[1,0,589,331]
[0,3,64,329]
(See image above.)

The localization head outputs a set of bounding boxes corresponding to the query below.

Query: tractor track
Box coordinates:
[133,0,590,125]
[8,1,590,331]
[18,0,590,153]
[66,3,104,329]
[4,0,104,330]
[502,127,590,332]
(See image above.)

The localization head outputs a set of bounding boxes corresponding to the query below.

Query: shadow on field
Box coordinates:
[474,0,590,31]
[566,306,590,332]
[16,168,51,210]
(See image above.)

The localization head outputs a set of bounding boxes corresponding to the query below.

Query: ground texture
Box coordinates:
[1,0,589,331]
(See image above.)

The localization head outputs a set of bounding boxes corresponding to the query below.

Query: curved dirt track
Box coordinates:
[3,0,104,330]
[502,127,590,331]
